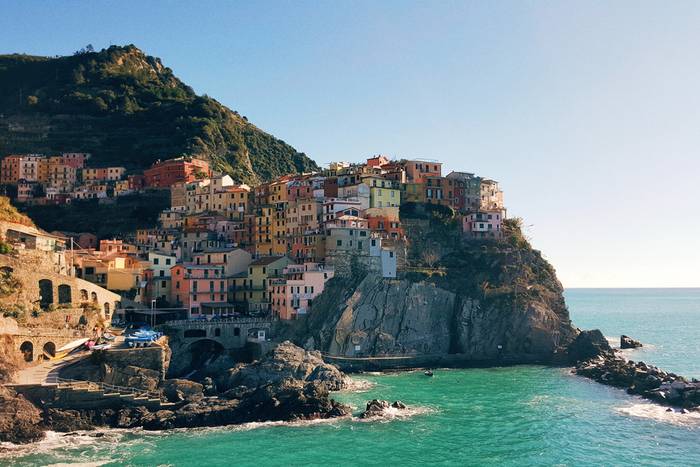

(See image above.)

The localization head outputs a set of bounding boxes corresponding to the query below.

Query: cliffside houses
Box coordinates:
[1,153,509,321]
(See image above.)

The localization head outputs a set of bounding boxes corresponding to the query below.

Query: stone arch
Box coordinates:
[20,341,33,362]
[103,302,110,317]
[42,341,56,359]
[90,291,97,302]
[80,289,88,301]
[39,279,53,309]
[58,284,72,304]
[184,329,206,338]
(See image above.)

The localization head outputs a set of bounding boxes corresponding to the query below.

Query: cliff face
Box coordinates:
[296,210,577,364]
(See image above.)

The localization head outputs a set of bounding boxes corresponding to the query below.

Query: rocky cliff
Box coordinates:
[294,209,578,365]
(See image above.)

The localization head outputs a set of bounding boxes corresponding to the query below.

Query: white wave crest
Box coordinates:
[354,405,435,423]
[342,377,376,393]
[616,403,700,426]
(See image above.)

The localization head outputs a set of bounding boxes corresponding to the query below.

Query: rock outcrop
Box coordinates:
[13,341,349,441]
[219,341,345,392]
[359,399,409,419]
[0,386,45,443]
[575,354,700,410]
[620,335,643,349]
[299,272,576,364]
[293,216,578,365]
[567,329,613,363]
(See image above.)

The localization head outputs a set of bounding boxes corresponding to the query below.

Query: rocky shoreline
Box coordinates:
[3,329,698,446]
[572,331,700,411]
[0,342,356,444]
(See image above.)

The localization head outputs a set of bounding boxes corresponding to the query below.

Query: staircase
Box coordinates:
[42,377,178,411]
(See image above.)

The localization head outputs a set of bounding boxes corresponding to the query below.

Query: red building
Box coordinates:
[144,157,211,188]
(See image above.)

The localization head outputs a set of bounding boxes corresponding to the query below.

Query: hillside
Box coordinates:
[0,196,34,227]
[0,45,317,183]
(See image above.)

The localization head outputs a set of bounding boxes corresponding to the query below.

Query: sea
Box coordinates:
[2,288,699,466]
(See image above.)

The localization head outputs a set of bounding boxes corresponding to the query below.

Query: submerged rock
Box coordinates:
[620,335,643,349]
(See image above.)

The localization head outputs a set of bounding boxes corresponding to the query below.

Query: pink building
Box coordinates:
[170,264,229,317]
[462,210,505,239]
[269,263,334,320]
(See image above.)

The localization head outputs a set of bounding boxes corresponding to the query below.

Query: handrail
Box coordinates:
[47,376,161,400]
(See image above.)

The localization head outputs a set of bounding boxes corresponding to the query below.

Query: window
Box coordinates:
[153,258,159,265]
[165,258,171,265]
[161,280,167,287]
[337,239,342,246]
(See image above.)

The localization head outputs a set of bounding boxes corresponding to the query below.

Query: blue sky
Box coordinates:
[2,1,699,287]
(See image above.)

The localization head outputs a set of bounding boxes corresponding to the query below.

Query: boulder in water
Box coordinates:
[359,399,391,418]
[567,329,613,363]
[620,335,643,349]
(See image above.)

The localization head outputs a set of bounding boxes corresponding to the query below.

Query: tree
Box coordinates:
[422,249,439,269]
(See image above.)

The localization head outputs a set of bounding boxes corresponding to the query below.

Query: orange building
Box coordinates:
[144,157,211,188]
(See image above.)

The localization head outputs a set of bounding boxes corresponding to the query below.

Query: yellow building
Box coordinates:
[231,256,292,312]
[401,182,426,203]
[362,176,401,208]
[255,205,274,256]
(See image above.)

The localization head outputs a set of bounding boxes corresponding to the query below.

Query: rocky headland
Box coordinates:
[571,330,700,411]
[291,212,578,367]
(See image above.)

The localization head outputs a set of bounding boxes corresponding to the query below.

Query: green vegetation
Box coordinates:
[0,45,318,183]
[22,189,169,237]
[0,196,35,227]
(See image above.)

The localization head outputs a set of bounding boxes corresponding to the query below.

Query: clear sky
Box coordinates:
[2,1,699,288]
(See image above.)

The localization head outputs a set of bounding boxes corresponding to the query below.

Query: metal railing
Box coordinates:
[47,376,161,400]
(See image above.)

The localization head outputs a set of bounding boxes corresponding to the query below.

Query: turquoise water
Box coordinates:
[3,289,700,466]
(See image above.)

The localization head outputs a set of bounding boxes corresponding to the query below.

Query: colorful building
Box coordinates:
[170,264,228,317]
[144,157,211,188]
[269,263,334,320]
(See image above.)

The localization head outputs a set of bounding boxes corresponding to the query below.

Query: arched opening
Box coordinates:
[42,341,56,359]
[103,302,110,317]
[184,329,206,338]
[20,341,33,362]
[214,328,221,337]
[38,279,53,309]
[58,284,72,304]
[183,339,225,375]
[80,289,88,301]
[90,291,97,302]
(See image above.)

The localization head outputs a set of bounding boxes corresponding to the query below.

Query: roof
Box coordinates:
[195,246,243,254]
[250,256,286,266]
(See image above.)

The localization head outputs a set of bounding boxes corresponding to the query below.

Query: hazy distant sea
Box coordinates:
[3,288,699,466]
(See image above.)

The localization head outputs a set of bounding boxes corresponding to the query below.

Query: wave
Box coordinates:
[342,377,377,393]
[616,403,700,426]
[0,428,133,463]
[353,405,435,423]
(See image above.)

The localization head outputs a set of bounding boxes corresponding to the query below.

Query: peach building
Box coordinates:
[269,263,334,320]
[170,264,228,317]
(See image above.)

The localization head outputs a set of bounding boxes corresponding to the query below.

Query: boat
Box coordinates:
[56,337,90,353]
[424,370,434,377]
